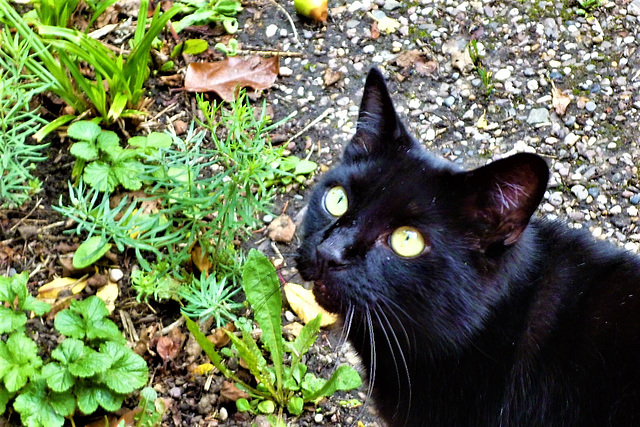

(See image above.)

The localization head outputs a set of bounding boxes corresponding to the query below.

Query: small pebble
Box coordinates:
[109,269,123,282]
[314,413,324,423]
[219,407,228,421]
[630,194,640,205]
[585,101,597,112]
[628,206,639,216]
[265,24,278,38]
[571,185,589,201]
[610,205,622,215]
[494,68,512,81]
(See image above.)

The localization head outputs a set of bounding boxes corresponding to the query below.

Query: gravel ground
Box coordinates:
[246,0,640,258]
[243,0,640,424]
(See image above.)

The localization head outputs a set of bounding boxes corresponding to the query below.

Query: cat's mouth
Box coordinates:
[312,280,342,314]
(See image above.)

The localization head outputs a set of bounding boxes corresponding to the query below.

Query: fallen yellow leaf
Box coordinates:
[96,280,119,314]
[38,276,87,302]
[476,110,488,130]
[193,363,215,376]
[283,282,338,327]
[368,11,401,34]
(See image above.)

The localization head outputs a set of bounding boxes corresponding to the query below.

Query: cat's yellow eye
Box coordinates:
[390,226,425,258]
[324,186,348,217]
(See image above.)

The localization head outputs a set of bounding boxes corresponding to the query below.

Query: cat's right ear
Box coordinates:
[344,68,411,162]
[461,153,549,249]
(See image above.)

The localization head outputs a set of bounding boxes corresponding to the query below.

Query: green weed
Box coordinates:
[185,250,362,423]
[0,273,148,427]
[173,0,242,33]
[0,29,50,208]
[468,40,494,97]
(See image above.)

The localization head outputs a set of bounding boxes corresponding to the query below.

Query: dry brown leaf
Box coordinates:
[267,214,296,243]
[96,280,119,314]
[323,69,342,87]
[551,83,571,116]
[184,56,279,101]
[37,276,87,302]
[371,21,380,40]
[220,381,250,402]
[157,336,181,363]
[207,323,234,348]
[191,244,212,275]
[283,282,338,327]
[393,50,438,77]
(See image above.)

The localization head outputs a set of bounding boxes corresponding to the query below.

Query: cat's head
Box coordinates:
[296,68,549,346]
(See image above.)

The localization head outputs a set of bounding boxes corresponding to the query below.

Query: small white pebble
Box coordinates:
[314,413,324,423]
[266,24,278,38]
[610,205,622,215]
[628,206,639,217]
[219,407,228,421]
[109,269,123,282]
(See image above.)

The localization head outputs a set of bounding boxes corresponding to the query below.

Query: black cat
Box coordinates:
[296,68,640,426]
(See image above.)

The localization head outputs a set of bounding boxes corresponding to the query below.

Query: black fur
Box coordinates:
[296,68,640,426]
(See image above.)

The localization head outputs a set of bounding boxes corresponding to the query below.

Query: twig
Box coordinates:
[267,0,302,48]
[288,107,334,144]
[159,316,186,335]
[28,255,52,279]
[235,49,304,57]
[10,198,43,232]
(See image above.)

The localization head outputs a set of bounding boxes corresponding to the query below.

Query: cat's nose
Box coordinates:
[317,241,347,269]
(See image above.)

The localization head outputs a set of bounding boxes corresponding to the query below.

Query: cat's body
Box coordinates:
[296,69,640,426]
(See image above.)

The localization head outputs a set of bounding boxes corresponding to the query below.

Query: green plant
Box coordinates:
[266,155,318,188]
[0,273,148,426]
[131,263,183,303]
[179,272,244,328]
[132,387,165,427]
[0,29,50,208]
[67,121,171,192]
[214,38,238,56]
[0,0,184,124]
[54,180,179,270]
[26,0,119,29]
[185,250,362,422]
[576,0,601,14]
[173,0,242,33]
[468,40,494,96]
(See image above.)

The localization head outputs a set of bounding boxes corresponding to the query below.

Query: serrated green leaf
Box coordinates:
[21,295,51,316]
[73,236,112,269]
[225,330,275,397]
[84,161,118,192]
[242,249,284,394]
[294,159,317,175]
[71,348,111,377]
[70,141,99,161]
[68,121,102,142]
[287,396,304,416]
[97,130,122,158]
[302,365,362,403]
[290,314,321,368]
[13,379,75,427]
[54,310,85,339]
[97,342,148,394]
[0,307,26,334]
[42,362,75,392]
[112,159,144,190]
[0,333,42,392]
[75,379,125,414]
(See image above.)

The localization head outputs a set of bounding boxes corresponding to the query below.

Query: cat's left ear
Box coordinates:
[461,153,549,249]
[344,68,412,162]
